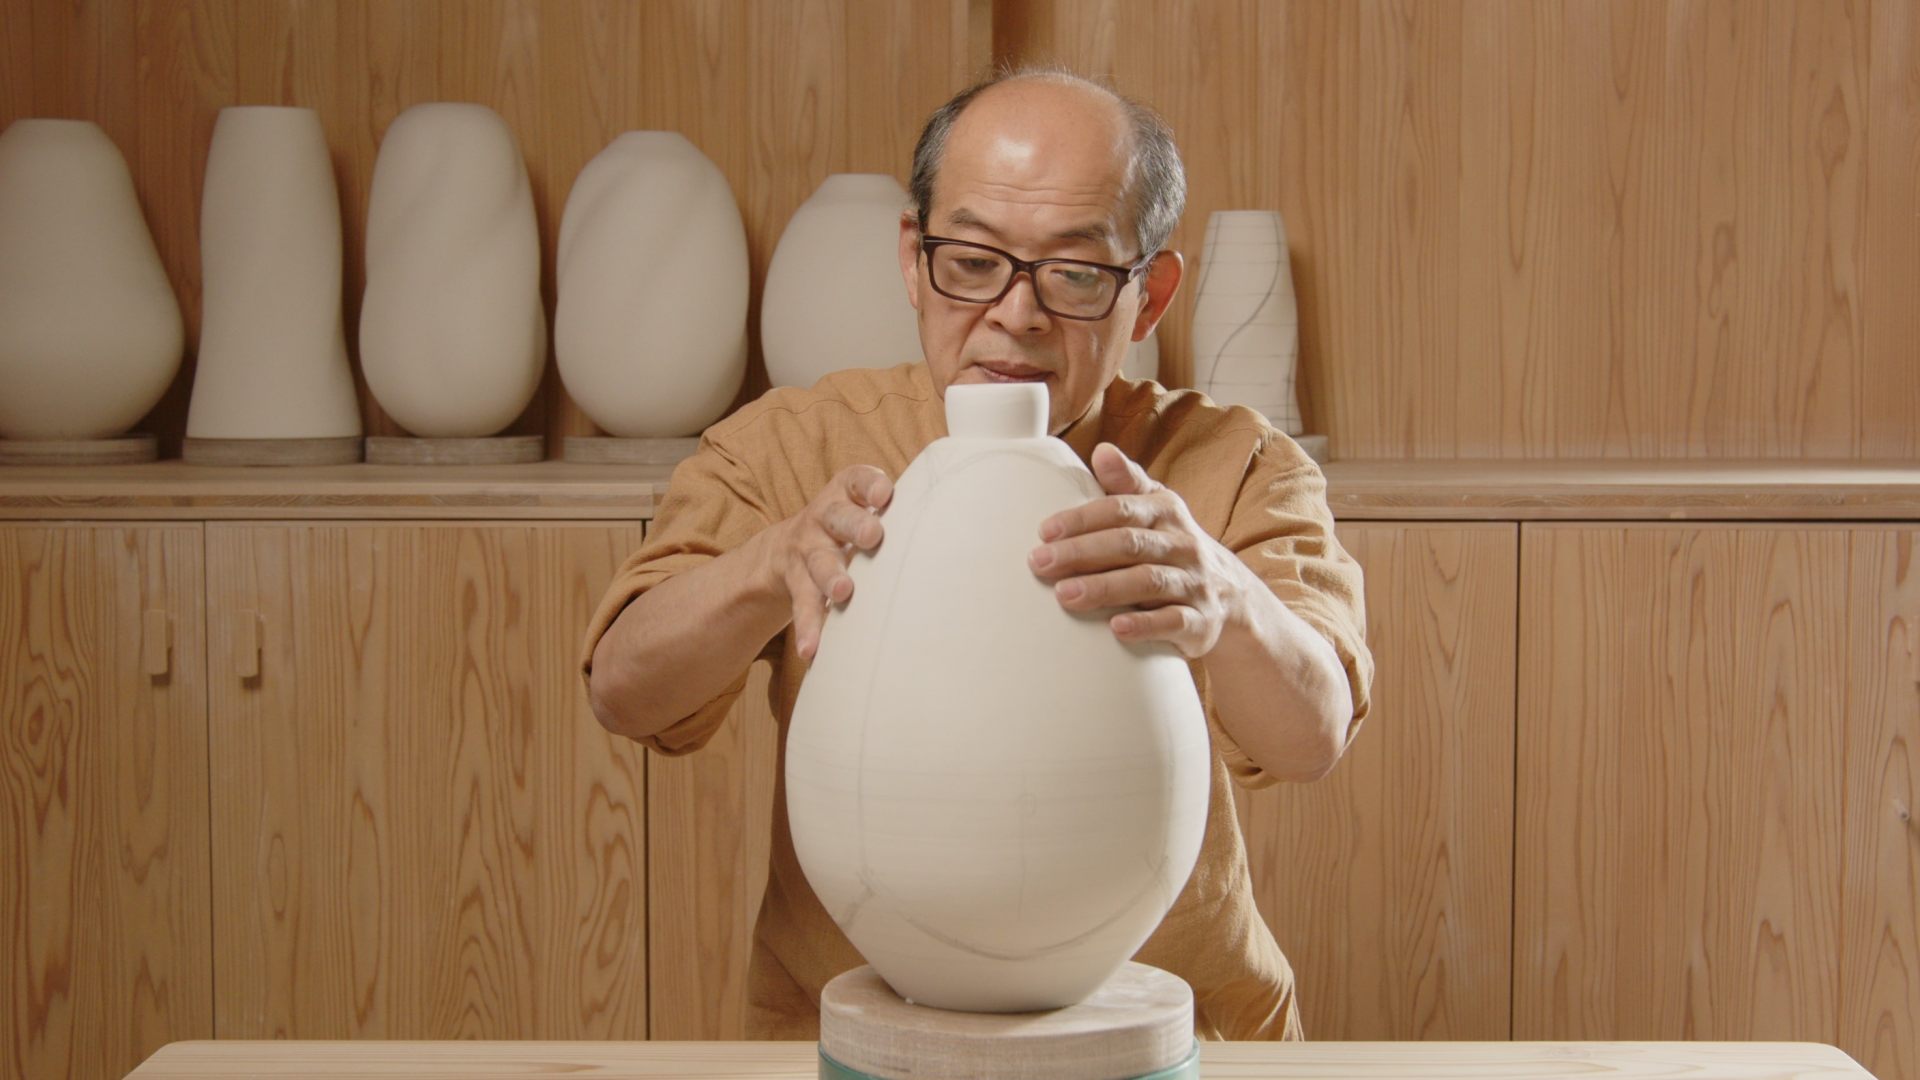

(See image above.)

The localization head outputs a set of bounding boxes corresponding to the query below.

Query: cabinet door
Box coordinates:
[647,664,778,1039]
[1238,523,1518,1039]
[206,523,649,1039]
[1841,529,1919,1080]
[1514,526,1858,1046]
[0,524,211,1079]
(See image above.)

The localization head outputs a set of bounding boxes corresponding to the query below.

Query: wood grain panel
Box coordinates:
[207,523,649,1039]
[646,665,780,1040]
[995,0,1905,459]
[0,1,976,455]
[1864,0,1920,457]
[1841,528,1920,1080]
[1515,525,1849,1041]
[0,525,211,1079]
[1237,523,1516,1040]
[131,0,236,458]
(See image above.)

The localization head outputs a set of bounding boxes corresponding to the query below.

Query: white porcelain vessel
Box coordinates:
[0,119,183,440]
[361,102,544,437]
[187,106,360,441]
[1189,210,1300,434]
[761,173,922,388]
[786,382,1210,1013]
[556,131,747,437]
[1121,325,1160,384]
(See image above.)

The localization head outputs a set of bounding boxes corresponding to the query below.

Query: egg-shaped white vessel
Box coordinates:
[786,382,1210,1013]
[555,131,747,437]
[761,173,922,388]
[0,119,183,440]
[360,102,544,437]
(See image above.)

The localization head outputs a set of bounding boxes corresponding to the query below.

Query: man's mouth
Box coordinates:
[974,361,1051,383]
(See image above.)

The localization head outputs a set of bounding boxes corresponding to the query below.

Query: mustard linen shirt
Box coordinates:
[581,362,1373,1041]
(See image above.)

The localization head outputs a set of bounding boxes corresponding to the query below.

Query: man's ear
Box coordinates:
[898,213,922,310]
[1131,250,1183,342]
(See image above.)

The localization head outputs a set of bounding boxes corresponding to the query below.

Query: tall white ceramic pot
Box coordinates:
[186,106,361,446]
[761,173,921,388]
[1120,325,1160,384]
[555,132,747,437]
[0,119,182,440]
[786,383,1211,1013]
[1189,210,1300,434]
[361,103,544,437]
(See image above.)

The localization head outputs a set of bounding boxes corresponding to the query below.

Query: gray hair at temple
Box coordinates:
[907,64,1187,260]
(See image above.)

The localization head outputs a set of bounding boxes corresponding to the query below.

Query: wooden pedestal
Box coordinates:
[365,435,544,465]
[0,433,157,465]
[818,963,1198,1080]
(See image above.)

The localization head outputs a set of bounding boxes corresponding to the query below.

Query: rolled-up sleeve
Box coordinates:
[579,436,777,756]
[1207,436,1373,788]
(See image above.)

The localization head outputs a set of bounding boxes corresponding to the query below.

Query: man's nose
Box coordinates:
[986,271,1051,334]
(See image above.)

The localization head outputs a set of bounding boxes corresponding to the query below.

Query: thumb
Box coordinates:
[1091,442,1153,495]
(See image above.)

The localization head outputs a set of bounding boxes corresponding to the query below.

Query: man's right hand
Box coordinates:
[764,464,893,660]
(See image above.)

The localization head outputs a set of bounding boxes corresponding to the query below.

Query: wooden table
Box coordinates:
[126,1040,1874,1078]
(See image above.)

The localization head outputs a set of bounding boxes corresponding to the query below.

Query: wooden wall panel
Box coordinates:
[1514,525,1849,1042]
[1237,523,1516,1040]
[0,525,211,1079]
[0,0,976,455]
[996,0,1913,460]
[206,523,649,1039]
[1865,0,1920,457]
[1841,529,1920,1080]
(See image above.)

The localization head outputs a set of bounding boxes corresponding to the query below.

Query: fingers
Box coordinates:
[1050,562,1193,612]
[843,466,894,512]
[787,565,827,660]
[1039,492,1165,542]
[1109,605,1205,656]
[1090,442,1153,496]
[1029,526,1190,579]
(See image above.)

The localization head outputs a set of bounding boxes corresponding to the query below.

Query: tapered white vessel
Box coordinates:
[0,119,182,442]
[361,102,544,438]
[1121,325,1160,384]
[786,382,1210,1013]
[556,131,747,437]
[186,106,361,460]
[1190,210,1300,434]
[761,173,921,388]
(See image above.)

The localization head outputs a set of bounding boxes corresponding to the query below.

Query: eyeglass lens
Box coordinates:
[929,245,1119,317]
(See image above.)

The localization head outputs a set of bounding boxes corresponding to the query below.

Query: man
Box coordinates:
[582,67,1372,1040]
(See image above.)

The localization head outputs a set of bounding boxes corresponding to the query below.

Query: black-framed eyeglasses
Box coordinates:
[919,235,1154,321]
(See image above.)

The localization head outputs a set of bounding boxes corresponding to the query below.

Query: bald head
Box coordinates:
[908,67,1186,259]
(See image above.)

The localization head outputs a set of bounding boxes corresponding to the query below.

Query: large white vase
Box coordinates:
[761,173,922,388]
[0,119,182,440]
[361,103,544,437]
[1189,210,1301,434]
[187,106,361,446]
[555,131,747,437]
[786,382,1210,1013]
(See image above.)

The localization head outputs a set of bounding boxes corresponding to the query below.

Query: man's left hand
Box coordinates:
[1028,442,1254,658]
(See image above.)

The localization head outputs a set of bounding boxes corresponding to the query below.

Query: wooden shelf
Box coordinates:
[1322,459,1920,521]
[1,459,1916,522]
[0,461,674,520]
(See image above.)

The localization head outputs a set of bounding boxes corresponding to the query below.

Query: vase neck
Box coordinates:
[944,383,1048,439]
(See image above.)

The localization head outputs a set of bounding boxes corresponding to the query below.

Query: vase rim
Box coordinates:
[220,104,320,115]
[813,173,908,196]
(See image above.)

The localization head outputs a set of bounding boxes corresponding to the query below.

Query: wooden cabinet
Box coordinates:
[0,525,211,1080]
[203,523,650,1040]
[1515,525,1919,1080]
[1239,523,1518,1040]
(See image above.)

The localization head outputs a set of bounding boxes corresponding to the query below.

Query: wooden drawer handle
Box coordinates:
[235,611,263,680]
[141,610,171,677]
